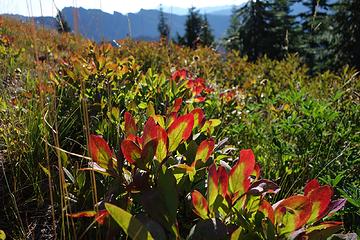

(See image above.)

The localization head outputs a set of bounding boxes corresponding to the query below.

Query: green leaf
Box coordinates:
[158,168,179,224]
[138,102,148,109]
[155,126,168,162]
[230,226,243,240]
[187,219,228,240]
[0,230,6,240]
[39,163,50,177]
[105,203,154,240]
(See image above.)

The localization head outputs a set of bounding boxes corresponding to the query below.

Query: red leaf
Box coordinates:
[190,108,205,129]
[89,135,113,170]
[142,117,158,146]
[191,190,209,219]
[167,113,194,152]
[195,139,215,163]
[124,112,137,137]
[307,185,333,223]
[194,96,206,103]
[218,166,229,198]
[274,195,312,235]
[67,210,109,225]
[121,140,141,164]
[304,179,321,196]
[126,134,137,142]
[95,210,109,225]
[229,149,255,196]
[259,200,275,224]
[171,98,183,113]
[171,69,187,81]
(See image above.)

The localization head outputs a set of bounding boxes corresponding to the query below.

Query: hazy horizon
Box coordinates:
[0,0,247,17]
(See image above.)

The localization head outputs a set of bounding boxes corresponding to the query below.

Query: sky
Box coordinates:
[0,0,247,17]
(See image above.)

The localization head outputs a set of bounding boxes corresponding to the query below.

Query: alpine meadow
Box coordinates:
[0,0,359,239]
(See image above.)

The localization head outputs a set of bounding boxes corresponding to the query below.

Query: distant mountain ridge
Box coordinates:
[59,7,231,42]
[1,3,315,43]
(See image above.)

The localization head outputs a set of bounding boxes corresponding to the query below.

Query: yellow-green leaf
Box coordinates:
[105,203,154,240]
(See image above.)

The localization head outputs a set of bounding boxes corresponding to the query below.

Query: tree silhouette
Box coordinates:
[158,5,170,41]
[200,15,214,47]
[56,10,71,33]
[334,0,360,69]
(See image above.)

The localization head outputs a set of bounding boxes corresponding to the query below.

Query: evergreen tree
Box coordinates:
[223,6,242,51]
[200,15,214,47]
[235,0,272,60]
[266,0,296,59]
[158,5,170,40]
[334,0,360,69]
[296,0,334,71]
[183,7,203,48]
[56,10,71,33]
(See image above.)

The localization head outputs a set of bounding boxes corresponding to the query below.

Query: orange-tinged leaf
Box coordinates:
[95,210,109,225]
[194,96,206,103]
[252,163,261,180]
[171,97,183,113]
[68,209,109,225]
[190,108,205,129]
[207,164,219,208]
[274,195,312,235]
[218,166,229,198]
[143,117,158,146]
[259,200,275,224]
[229,149,255,196]
[167,114,194,152]
[121,140,141,164]
[124,112,137,137]
[166,112,178,129]
[304,179,321,196]
[172,69,187,81]
[126,134,137,142]
[191,190,209,219]
[195,139,215,163]
[307,185,333,223]
[68,210,97,218]
[155,126,168,162]
[89,135,113,170]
